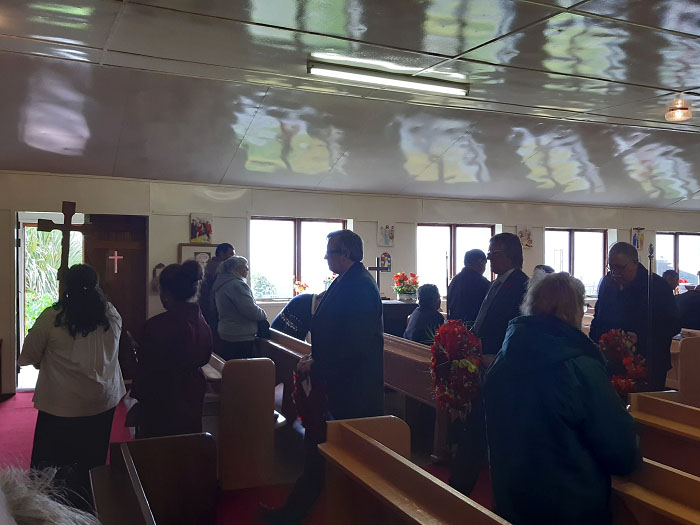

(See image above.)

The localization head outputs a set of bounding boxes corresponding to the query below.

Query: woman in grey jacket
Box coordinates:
[212,256,267,360]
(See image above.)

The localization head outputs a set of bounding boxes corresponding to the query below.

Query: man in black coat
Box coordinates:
[447,249,490,326]
[590,242,681,391]
[262,229,383,525]
[677,288,700,330]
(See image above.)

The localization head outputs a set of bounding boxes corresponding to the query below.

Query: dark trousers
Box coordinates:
[218,339,257,361]
[282,423,327,522]
[449,397,487,496]
[31,407,116,510]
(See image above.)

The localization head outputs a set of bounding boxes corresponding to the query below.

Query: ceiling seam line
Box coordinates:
[100,2,128,65]
[217,87,270,185]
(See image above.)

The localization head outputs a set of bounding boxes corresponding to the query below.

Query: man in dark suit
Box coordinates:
[677,287,700,330]
[472,233,529,360]
[590,242,681,391]
[262,229,383,525]
[450,232,528,496]
[447,249,490,326]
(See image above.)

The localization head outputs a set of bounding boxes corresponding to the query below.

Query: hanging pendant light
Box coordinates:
[665,96,692,122]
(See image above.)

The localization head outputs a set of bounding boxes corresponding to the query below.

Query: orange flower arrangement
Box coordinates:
[393,271,419,294]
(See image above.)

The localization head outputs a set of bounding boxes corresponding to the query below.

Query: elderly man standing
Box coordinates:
[262,229,383,525]
[472,233,529,361]
[590,242,681,391]
[447,249,490,326]
[451,233,529,496]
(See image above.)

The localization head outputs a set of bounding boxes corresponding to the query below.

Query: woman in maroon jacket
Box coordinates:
[133,260,213,438]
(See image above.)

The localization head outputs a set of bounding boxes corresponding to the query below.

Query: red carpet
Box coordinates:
[0,392,132,469]
[2,393,491,521]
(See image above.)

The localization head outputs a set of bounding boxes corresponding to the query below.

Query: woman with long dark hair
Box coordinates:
[19,264,124,509]
[132,260,213,438]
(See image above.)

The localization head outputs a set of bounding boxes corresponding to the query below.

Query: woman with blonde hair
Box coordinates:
[483,272,639,525]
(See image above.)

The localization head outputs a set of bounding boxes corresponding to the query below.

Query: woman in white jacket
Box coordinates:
[19,264,124,510]
[212,256,267,360]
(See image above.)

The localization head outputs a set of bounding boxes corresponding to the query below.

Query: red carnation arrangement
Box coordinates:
[598,329,647,398]
[430,320,483,416]
[393,271,419,294]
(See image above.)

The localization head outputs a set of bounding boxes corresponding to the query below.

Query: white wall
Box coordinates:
[3,170,700,393]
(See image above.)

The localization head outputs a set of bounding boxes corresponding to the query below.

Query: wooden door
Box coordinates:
[83,215,148,380]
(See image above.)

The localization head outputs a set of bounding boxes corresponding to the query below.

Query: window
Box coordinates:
[545,229,607,296]
[656,232,700,286]
[417,224,494,297]
[250,217,346,299]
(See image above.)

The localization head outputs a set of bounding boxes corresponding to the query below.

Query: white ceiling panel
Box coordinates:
[0,0,699,211]
[0,0,121,48]
[136,0,558,56]
[462,12,700,91]
[0,52,128,175]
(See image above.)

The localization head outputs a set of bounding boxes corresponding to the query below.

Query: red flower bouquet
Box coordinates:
[430,320,483,415]
[598,329,647,397]
[393,271,419,294]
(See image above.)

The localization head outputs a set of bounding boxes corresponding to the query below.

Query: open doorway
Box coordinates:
[17,212,83,390]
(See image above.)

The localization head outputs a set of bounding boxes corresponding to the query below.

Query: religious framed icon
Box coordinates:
[377,223,395,247]
[178,243,218,274]
[190,213,213,243]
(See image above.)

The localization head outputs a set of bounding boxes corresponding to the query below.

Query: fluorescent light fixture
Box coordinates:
[307,61,469,97]
[665,96,692,122]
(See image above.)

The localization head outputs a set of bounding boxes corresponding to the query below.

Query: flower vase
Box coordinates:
[397,292,417,302]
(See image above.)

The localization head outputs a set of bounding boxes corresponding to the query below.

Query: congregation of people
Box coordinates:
[14,224,697,524]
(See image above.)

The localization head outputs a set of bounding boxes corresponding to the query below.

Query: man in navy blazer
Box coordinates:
[451,232,528,496]
[263,229,383,525]
[473,233,529,360]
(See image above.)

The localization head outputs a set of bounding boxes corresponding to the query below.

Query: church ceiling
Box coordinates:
[1,0,700,210]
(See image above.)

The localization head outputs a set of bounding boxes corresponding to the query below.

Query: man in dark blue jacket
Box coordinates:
[590,242,681,391]
[472,233,529,358]
[447,249,490,326]
[263,229,383,524]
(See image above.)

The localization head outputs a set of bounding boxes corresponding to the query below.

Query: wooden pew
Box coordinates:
[612,459,700,525]
[260,330,311,422]
[91,433,217,525]
[264,329,448,457]
[383,333,449,459]
[667,329,700,391]
[319,416,508,524]
[629,391,700,478]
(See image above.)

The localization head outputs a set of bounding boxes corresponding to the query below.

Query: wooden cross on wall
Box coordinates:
[37,201,92,292]
[367,256,390,290]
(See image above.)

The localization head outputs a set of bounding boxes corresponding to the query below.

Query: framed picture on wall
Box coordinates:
[190,213,213,243]
[178,243,218,273]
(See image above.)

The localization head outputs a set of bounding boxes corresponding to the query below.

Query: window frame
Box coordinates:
[417,223,496,280]
[250,216,347,297]
[544,228,608,281]
[656,231,700,274]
